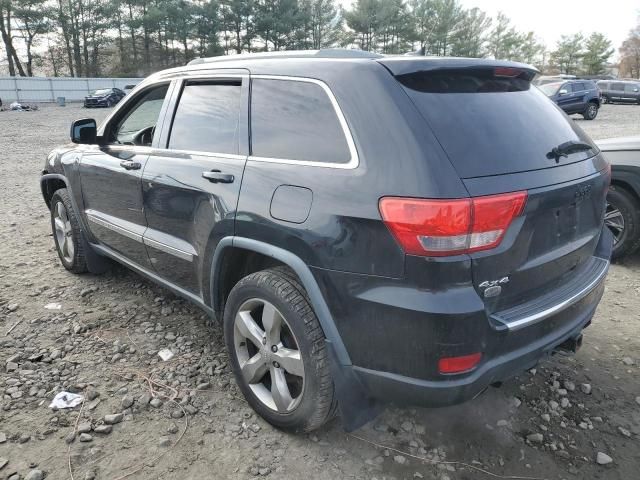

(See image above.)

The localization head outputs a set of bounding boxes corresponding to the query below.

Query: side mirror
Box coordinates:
[70,118,97,144]
[558,89,568,96]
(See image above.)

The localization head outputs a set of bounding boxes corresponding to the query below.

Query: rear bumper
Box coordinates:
[351,287,601,407]
[314,227,612,409]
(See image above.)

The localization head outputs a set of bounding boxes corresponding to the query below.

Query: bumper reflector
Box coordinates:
[438,352,482,374]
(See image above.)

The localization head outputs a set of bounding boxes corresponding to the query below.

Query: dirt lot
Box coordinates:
[1,103,639,480]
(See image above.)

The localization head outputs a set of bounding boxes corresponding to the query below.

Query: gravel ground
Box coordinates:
[0,102,639,480]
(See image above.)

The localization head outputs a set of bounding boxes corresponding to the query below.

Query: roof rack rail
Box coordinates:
[188,48,382,65]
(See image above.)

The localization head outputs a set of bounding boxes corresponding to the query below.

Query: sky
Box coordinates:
[339,0,639,53]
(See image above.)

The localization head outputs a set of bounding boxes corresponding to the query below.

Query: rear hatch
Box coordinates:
[380,58,609,314]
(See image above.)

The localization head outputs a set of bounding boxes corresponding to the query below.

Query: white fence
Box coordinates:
[0,76,144,103]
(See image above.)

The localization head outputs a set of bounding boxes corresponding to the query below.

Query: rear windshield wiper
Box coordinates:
[546,141,595,163]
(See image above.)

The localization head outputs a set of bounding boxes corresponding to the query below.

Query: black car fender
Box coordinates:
[210,236,381,431]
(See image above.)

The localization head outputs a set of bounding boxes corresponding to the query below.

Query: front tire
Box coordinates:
[583,102,599,120]
[50,189,88,273]
[223,267,335,433]
[606,186,640,260]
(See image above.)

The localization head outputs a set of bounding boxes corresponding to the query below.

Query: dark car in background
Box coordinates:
[598,80,640,104]
[42,51,612,432]
[538,79,601,120]
[597,136,640,259]
[83,88,126,108]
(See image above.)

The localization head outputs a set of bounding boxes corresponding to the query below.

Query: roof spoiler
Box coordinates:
[377,57,539,78]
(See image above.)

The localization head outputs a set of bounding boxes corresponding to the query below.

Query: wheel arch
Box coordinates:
[41,173,69,209]
[210,237,352,366]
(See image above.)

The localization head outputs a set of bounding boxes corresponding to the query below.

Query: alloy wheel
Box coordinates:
[53,201,74,262]
[605,202,625,246]
[233,298,305,413]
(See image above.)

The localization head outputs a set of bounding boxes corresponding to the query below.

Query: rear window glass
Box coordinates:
[250,78,351,164]
[396,68,596,178]
[169,82,241,154]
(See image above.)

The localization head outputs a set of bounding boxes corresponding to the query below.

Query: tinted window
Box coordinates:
[612,83,624,91]
[251,79,351,163]
[168,82,241,154]
[598,82,608,90]
[624,83,639,93]
[563,83,575,93]
[112,84,168,145]
[573,82,586,91]
[397,69,596,178]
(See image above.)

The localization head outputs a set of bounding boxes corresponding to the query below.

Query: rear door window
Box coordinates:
[612,83,624,91]
[250,78,352,164]
[168,81,241,154]
[395,67,597,178]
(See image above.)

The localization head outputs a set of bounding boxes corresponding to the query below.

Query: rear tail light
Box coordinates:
[438,352,482,374]
[379,192,527,257]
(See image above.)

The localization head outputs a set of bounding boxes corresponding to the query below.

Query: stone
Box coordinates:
[25,470,45,480]
[196,382,211,391]
[77,422,92,434]
[159,436,171,447]
[526,433,544,443]
[94,425,112,434]
[65,432,76,444]
[401,421,414,432]
[121,395,134,409]
[549,400,559,410]
[104,413,124,425]
[622,357,634,366]
[168,423,179,434]
[171,409,185,419]
[618,427,631,437]
[150,398,163,408]
[394,455,407,464]
[79,433,93,442]
[496,420,508,427]
[0,432,6,444]
[563,381,575,392]
[0,457,8,470]
[596,452,613,465]
[580,383,592,395]
[541,414,551,422]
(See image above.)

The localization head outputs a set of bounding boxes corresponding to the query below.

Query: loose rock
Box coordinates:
[596,452,613,465]
[104,413,124,425]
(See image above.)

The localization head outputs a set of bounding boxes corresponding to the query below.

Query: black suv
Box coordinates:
[41,50,612,432]
[83,88,126,108]
[538,79,601,120]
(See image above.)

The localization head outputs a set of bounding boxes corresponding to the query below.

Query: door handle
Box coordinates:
[120,160,141,170]
[202,170,234,183]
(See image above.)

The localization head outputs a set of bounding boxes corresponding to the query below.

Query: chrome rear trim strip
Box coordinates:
[496,259,609,331]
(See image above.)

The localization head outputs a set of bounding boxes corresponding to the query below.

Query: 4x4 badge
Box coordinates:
[479,277,510,298]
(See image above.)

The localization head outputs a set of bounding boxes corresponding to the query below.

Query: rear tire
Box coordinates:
[223,267,335,433]
[606,186,640,260]
[50,189,88,273]
[583,102,599,120]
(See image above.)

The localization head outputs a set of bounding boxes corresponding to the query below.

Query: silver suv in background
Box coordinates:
[598,80,640,104]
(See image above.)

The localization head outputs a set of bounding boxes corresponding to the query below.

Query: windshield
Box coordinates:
[538,82,563,96]
[92,89,111,96]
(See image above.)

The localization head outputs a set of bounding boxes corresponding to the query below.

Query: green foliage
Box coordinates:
[0,0,617,77]
[551,33,584,74]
